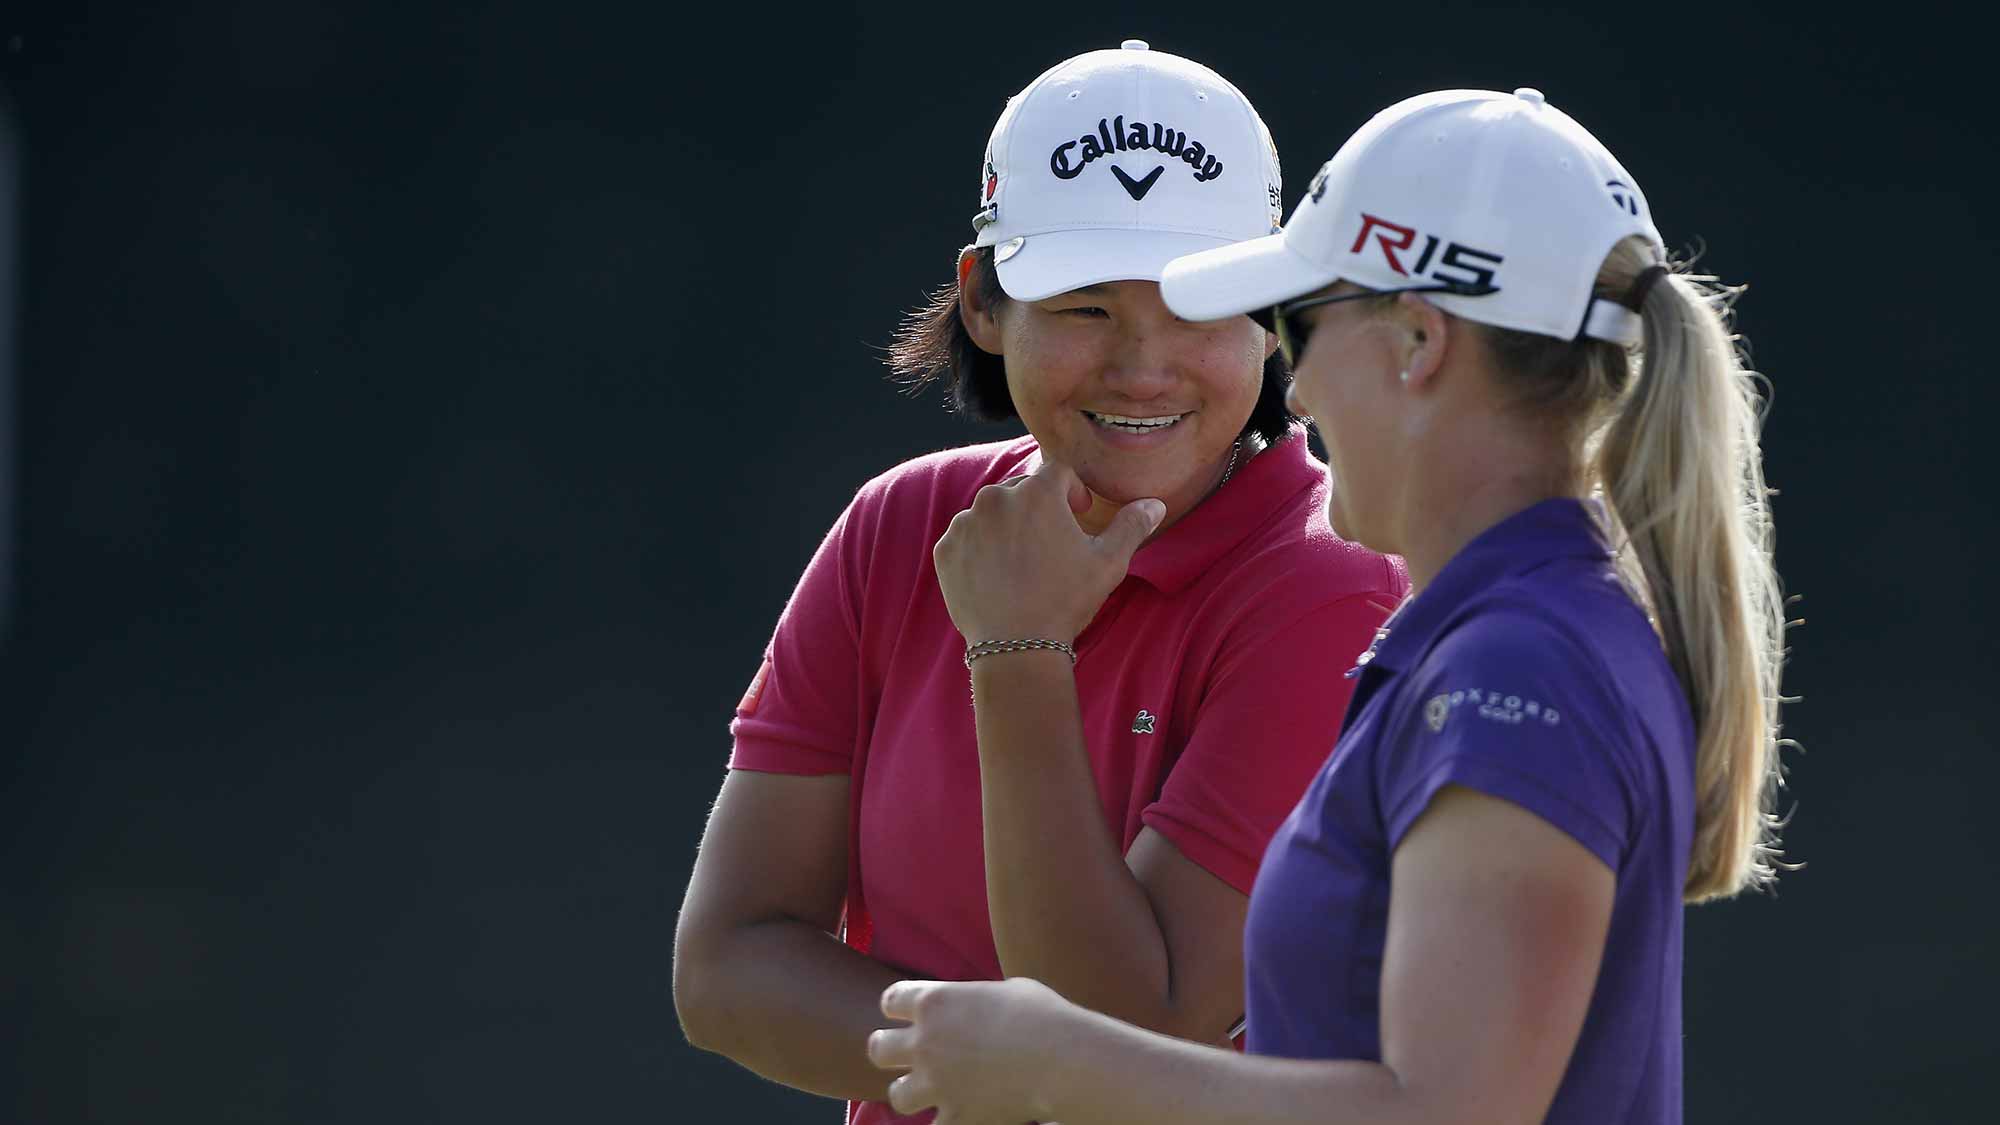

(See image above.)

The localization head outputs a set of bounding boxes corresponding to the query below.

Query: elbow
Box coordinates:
[671,929,727,1053]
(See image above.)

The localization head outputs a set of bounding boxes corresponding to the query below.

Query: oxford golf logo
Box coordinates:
[1425,688,1562,731]
[1049,115,1225,201]
[1425,694,1450,732]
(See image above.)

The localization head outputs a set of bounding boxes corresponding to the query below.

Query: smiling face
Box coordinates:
[971,277,1270,530]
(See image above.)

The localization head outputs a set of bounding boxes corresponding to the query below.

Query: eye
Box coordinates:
[1057,306,1109,318]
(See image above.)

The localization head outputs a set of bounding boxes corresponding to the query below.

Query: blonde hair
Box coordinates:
[1481,236,1792,903]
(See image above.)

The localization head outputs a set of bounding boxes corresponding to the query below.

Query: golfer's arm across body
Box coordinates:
[969,650,1245,1042]
[970,592,1390,1042]
[673,768,902,1102]
[1015,786,1615,1125]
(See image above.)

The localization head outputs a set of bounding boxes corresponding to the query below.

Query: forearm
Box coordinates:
[971,653,1181,1032]
[1041,1009,1419,1125]
[676,918,905,1102]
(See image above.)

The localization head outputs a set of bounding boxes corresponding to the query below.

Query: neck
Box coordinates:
[1392,425,1574,592]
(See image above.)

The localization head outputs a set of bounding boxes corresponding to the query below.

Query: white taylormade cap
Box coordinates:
[972,39,1283,302]
[1162,88,1666,346]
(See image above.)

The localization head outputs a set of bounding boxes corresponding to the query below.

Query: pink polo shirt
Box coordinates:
[729,426,1406,1125]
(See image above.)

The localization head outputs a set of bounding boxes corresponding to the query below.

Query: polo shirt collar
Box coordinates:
[1121,425,1322,594]
[1363,497,1614,676]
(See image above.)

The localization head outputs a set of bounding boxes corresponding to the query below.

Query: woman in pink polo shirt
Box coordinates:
[672,41,1404,1124]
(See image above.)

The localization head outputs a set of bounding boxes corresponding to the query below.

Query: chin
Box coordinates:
[1079,468,1177,507]
[1325,495,1368,548]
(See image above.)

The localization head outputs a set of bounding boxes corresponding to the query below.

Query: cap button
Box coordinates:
[1514,87,1546,107]
[1121,38,1150,50]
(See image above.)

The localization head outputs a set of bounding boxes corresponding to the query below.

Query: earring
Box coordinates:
[1397,370,1409,383]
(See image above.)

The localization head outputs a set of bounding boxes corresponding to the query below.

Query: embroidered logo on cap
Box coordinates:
[1049,115,1225,186]
[1605,179,1641,217]
[1351,213,1504,294]
[1109,164,1165,201]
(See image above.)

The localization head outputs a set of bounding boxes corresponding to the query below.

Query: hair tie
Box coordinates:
[1623,264,1670,311]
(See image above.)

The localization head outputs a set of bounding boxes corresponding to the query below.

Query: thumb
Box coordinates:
[1096,498,1166,560]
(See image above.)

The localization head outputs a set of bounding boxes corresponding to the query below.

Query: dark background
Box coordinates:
[1,2,1992,1121]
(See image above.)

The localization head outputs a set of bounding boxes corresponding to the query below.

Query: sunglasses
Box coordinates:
[1252,281,1499,368]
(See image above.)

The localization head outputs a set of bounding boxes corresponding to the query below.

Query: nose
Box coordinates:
[1101,321,1181,401]
[1285,382,1308,418]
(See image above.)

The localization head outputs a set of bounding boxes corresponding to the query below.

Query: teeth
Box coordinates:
[1088,411,1185,433]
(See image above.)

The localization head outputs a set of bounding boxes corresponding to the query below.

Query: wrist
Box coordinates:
[963,637,1077,668]
[1028,1000,1104,1123]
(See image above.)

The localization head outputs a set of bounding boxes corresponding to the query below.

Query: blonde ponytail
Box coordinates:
[1478,237,1792,901]
[1591,239,1791,903]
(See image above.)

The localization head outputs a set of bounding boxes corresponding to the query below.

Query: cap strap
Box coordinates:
[1581,298,1643,347]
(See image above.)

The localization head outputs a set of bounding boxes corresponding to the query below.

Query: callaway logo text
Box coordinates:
[1050,115,1224,187]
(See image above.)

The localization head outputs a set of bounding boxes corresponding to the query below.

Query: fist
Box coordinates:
[932,459,1165,645]
[870,977,1077,1124]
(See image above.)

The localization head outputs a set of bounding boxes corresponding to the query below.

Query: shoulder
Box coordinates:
[1430,566,1666,695]
[1409,589,1655,750]
[843,435,1039,530]
[854,436,1037,505]
[1422,600,1601,685]
[1225,429,1408,602]
[1218,508,1408,619]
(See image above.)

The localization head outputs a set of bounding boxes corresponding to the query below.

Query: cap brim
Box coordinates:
[993,228,1242,302]
[1160,233,1337,322]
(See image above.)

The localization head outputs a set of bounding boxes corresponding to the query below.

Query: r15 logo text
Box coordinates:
[1353,213,1502,293]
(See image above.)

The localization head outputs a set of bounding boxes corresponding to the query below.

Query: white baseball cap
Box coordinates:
[972,39,1283,302]
[1161,88,1666,346]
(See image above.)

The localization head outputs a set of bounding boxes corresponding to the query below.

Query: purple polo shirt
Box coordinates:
[1243,498,1695,1123]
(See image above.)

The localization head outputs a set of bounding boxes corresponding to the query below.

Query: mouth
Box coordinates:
[1083,410,1188,435]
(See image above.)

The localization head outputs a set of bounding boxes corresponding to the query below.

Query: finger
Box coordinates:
[888,1071,939,1116]
[1066,474,1093,516]
[997,473,1029,489]
[1095,498,1167,560]
[1029,456,1079,492]
[881,979,933,1022]
[1027,458,1092,515]
[867,1026,915,1070]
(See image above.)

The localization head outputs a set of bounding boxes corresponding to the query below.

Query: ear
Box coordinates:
[1260,319,1280,361]
[956,247,1005,356]
[1395,292,1451,389]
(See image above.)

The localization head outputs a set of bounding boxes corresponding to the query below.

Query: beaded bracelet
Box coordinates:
[963,637,1077,668]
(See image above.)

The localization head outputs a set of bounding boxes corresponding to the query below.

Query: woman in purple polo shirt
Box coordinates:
[867,88,1792,1124]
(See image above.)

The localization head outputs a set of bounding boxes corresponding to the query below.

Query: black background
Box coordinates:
[2,3,1993,1121]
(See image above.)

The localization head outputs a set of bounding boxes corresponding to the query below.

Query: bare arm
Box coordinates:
[972,651,1246,1043]
[876,784,1616,1124]
[672,768,905,1102]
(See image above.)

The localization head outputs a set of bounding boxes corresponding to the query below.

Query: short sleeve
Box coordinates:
[1379,608,1638,871]
[1142,593,1396,895]
[728,497,869,776]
